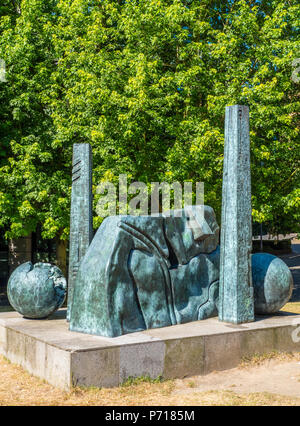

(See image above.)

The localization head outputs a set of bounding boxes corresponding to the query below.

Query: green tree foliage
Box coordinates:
[0,0,299,240]
[0,0,70,239]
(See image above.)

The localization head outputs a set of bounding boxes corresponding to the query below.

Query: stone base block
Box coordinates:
[0,309,299,390]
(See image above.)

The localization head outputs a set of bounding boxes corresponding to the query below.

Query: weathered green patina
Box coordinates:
[252,253,293,314]
[69,206,220,337]
[5,105,294,336]
[7,262,66,319]
[67,143,93,322]
[219,105,255,324]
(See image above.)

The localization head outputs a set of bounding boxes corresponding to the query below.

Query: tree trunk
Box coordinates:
[56,237,67,277]
[8,234,32,275]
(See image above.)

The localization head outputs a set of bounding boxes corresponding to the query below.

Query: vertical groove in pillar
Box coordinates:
[67,144,93,322]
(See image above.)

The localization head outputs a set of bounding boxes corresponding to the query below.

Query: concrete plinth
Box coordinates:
[0,309,299,390]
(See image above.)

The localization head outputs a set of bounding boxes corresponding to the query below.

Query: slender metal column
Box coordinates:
[67,144,93,322]
[219,105,254,323]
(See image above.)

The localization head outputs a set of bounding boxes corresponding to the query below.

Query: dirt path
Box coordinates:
[174,355,300,400]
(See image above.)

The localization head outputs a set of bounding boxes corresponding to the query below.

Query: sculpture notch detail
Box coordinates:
[219,105,255,323]
[67,143,93,322]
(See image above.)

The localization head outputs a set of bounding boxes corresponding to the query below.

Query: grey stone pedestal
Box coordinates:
[0,310,299,390]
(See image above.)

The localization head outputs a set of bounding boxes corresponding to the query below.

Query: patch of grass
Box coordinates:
[2,356,11,364]
[121,375,163,387]
[240,351,300,367]
[281,302,300,314]
[200,390,300,406]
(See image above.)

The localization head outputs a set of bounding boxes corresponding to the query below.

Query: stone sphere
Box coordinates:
[7,262,67,319]
[252,253,293,314]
